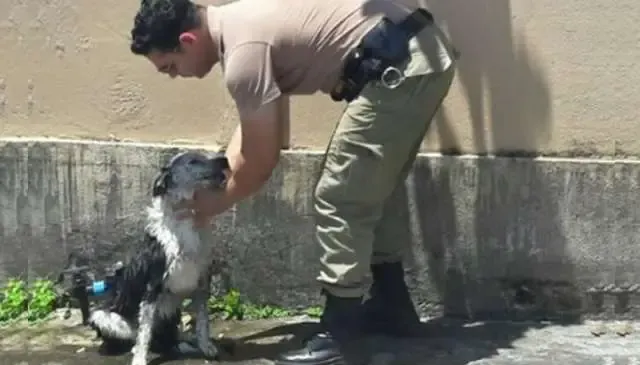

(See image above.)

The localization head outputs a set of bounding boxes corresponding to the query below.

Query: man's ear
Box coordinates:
[178,32,198,46]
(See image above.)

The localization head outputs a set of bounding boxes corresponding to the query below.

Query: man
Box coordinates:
[129,0,457,363]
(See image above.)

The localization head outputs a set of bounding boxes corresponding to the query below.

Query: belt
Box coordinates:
[330,8,435,101]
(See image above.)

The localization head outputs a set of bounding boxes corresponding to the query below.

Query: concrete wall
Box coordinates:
[1,0,638,155]
[1,0,639,319]
[2,138,639,319]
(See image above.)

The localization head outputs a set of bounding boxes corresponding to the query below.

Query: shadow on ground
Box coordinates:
[224,318,555,365]
[4,315,593,365]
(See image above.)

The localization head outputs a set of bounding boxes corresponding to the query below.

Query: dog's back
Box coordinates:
[109,233,168,317]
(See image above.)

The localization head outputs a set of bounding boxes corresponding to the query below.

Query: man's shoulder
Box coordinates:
[221,42,282,119]
[222,42,273,82]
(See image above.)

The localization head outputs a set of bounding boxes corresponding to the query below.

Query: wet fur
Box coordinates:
[88,151,230,365]
[89,233,182,356]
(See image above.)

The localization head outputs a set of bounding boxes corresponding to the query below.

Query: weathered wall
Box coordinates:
[1,0,639,319]
[2,138,639,319]
[1,0,638,155]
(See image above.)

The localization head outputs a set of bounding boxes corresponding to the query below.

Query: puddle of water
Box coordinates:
[3,348,255,365]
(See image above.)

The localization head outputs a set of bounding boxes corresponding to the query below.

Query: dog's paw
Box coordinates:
[131,345,148,365]
[175,340,200,355]
[178,331,197,344]
[130,355,148,365]
[197,339,219,360]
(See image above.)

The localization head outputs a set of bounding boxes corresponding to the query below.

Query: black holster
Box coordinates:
[330,8,434,103]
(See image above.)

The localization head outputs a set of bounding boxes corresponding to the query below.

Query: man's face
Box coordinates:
[146,32,216,79]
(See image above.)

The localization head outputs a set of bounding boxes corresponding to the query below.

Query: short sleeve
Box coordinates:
[223,42,282,120]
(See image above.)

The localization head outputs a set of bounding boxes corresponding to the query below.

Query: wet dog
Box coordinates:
[88,150,230,365]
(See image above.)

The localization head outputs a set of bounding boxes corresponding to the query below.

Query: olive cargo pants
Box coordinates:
[313,56,455,298]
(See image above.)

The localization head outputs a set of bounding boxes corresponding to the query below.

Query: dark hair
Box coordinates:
[130,0,203,55]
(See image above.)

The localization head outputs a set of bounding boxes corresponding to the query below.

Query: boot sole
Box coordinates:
[274,357,346,365]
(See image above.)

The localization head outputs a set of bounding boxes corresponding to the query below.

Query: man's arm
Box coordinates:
[226,95,290,166]
[196,42,286,217]
[180,97,286,222]
[223,96,286,204]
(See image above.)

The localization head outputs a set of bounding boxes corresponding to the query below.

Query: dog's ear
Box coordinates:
[208,155,231,187]
[211,155,230,171]
[152,168,170,196]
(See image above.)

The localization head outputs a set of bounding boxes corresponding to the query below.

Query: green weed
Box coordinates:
[0,279,28,323]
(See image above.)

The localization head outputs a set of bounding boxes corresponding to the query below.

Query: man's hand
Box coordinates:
[174,188,227,228]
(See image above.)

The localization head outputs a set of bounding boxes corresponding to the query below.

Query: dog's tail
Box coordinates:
[88,309,136,340]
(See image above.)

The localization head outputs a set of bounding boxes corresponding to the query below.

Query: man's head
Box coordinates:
[130,0,219,78]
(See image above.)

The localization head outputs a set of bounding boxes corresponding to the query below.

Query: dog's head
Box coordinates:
[152,151,230,203]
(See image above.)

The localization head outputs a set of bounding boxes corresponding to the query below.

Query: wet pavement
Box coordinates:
[4,310,640,365]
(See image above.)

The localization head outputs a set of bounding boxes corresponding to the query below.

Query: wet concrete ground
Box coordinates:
[4,310,640,365]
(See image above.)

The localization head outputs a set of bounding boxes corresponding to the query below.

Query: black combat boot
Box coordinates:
[275,292,368,365]
[362,261,425,337]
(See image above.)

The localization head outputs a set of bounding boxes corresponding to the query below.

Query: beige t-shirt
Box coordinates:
[207,0,455,119]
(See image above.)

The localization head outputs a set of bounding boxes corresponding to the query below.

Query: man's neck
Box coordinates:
[201,5,223,64]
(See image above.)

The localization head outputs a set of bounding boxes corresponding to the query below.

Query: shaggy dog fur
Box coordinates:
[87,150,230,365]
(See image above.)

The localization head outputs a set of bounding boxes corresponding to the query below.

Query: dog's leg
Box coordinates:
[192,275,219,360]
[131,300,156,365]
